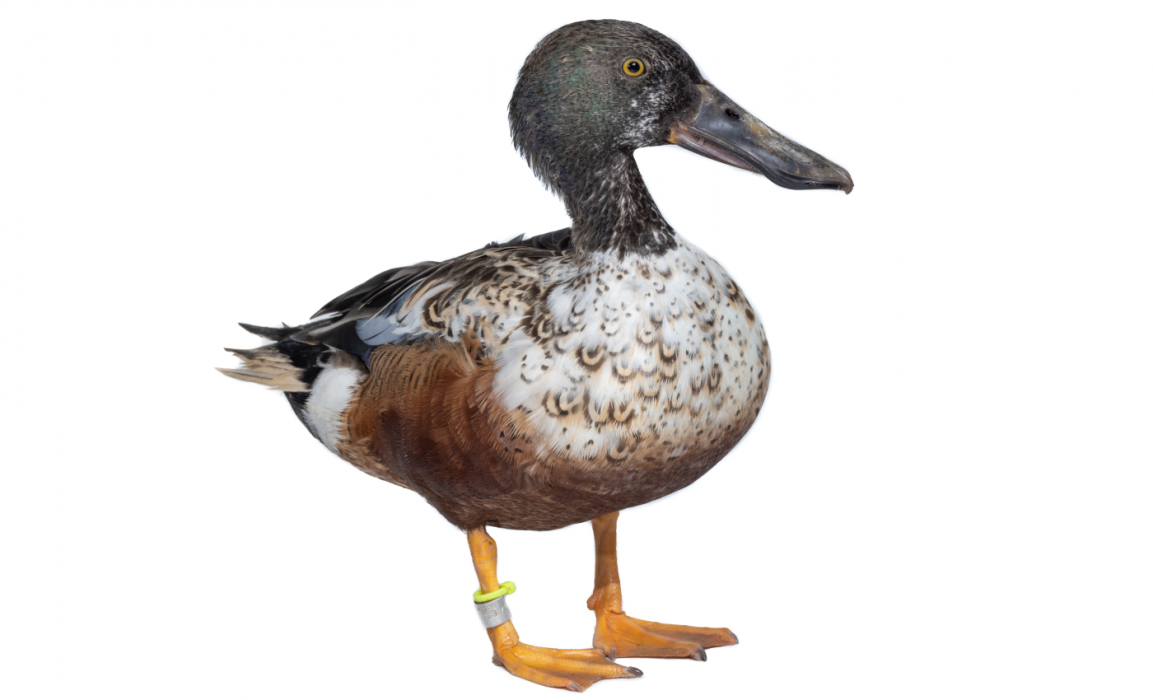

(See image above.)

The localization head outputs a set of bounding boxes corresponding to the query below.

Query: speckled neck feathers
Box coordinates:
[566,153,676,255]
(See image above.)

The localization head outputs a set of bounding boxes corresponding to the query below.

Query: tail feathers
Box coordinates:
[217,345,309,392]
[238,322,298,342]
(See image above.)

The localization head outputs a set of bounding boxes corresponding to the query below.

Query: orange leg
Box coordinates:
[587,512,738,661]
[467,527,642,691]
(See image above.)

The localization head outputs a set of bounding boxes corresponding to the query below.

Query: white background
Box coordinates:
[2,1,1150,698]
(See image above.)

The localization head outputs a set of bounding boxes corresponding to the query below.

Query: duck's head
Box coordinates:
[510,20,852,253]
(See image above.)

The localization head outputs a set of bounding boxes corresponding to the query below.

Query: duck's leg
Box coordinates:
[467,527,642,691]
[587,511,738,660]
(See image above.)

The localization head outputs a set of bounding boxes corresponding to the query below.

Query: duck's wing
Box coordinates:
[300,228,572,359]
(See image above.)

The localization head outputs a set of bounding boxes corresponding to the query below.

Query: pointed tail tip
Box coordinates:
[238,322,292,341]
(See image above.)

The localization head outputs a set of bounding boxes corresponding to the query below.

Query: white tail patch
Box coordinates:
[303,365,364,454]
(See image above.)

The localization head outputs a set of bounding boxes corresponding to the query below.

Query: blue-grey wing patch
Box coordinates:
[355,283,425,346]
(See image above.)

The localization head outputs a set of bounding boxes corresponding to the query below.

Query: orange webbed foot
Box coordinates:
[586,513,739,661]
[491,639,642,692]
[592,609,738,661]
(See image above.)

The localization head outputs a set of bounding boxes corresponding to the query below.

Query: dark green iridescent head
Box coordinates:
[510,20,703,195]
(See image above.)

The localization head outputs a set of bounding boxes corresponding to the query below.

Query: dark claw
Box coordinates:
[731,631,739,644]
[566,681,584,693]
[689,647,707,661]
[625,666,643,678]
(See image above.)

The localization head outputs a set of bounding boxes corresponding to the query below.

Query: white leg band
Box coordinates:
[475,595,512,628]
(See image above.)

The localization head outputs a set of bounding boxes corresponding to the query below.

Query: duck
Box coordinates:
[220,19,852,692]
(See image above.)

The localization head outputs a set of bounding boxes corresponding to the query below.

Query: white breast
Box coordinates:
[490,241,769,463]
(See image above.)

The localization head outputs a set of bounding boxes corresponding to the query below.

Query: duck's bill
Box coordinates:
[669,84,853,194]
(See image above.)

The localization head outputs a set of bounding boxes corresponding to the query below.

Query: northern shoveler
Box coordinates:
[221,19,851,691]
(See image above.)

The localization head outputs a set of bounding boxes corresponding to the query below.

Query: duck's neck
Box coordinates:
[562,153,678,257]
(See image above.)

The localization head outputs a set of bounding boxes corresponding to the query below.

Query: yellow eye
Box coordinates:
[622,59,645,77]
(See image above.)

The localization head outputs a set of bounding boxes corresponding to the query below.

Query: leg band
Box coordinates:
[475,595,512,628]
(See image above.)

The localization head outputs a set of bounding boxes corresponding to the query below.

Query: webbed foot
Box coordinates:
[591,604,737,660]
[491,640,641,692]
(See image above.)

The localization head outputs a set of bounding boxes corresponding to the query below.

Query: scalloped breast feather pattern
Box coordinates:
[355,240,771,470]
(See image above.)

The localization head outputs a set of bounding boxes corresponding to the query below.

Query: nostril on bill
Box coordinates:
[724,108,741,121]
